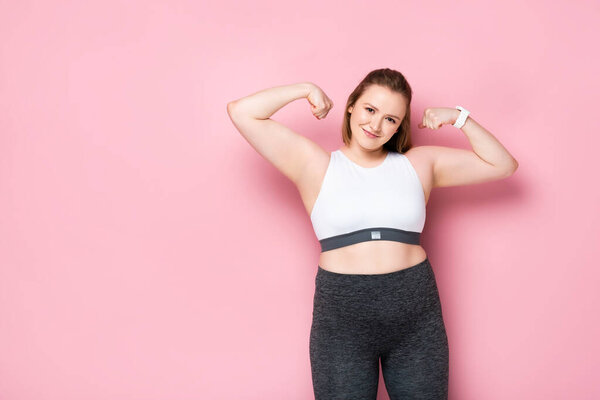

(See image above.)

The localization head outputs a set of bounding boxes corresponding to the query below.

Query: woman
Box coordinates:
[227,69,518,400]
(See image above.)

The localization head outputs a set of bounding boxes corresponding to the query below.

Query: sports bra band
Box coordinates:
[318,227,421,252]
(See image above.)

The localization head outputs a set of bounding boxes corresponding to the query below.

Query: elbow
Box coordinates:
[505,159,519,176]
[227,101,237,115]
[227,101,246,121]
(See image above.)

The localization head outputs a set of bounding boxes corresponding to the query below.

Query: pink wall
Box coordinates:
[1,1,598,399]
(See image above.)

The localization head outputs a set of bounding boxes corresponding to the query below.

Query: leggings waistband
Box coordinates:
[314,258,436,298]
[317,257,430,282]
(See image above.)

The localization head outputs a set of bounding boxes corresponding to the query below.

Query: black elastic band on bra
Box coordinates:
[319,227,421,252]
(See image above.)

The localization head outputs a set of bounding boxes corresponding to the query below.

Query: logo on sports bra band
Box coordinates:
[371,231,381,239]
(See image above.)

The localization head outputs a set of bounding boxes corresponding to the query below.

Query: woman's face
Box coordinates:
[347,84,407,150]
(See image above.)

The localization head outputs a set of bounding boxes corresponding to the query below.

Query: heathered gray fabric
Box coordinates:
[309,258,449,399]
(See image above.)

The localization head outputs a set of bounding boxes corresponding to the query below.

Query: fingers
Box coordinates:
[419,119,437,129]
[419,114,441,129]
[314,108,326,119]
[315,109,330,119]
[313,99,333,120]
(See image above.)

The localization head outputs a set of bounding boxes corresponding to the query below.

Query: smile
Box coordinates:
[363,128,379,138]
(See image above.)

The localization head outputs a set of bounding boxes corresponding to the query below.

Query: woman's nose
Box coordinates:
[370,119,382,132]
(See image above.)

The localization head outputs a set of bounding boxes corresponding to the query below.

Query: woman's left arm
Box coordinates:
[417,107,519,188]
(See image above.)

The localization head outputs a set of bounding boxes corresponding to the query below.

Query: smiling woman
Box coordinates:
[227,67,518,400]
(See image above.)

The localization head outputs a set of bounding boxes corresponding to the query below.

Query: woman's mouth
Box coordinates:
[363,129,378,138]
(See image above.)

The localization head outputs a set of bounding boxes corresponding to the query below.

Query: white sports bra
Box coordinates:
[310,149,426,252]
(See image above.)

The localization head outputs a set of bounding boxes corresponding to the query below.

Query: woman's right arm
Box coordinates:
[226,82,332,186]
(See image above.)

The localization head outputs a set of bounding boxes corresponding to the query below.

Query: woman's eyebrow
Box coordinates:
[363,103,401,120]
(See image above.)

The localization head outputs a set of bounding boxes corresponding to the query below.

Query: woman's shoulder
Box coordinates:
[401,146,436,171]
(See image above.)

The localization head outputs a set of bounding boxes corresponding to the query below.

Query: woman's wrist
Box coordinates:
[451,108,461,125]
[299,82,314,98]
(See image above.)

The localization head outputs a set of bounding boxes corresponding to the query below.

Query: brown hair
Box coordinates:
[342,68,413,154]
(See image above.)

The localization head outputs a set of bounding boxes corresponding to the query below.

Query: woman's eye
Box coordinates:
[366,107,395,123]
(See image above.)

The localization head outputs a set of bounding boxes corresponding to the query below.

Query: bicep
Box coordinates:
[424,145,515,188]
[227,106,321,185]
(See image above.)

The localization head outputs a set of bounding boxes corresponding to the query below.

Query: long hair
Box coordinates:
[341,68,413,153]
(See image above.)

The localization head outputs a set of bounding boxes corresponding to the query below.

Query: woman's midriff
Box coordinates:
[318,241,428,275]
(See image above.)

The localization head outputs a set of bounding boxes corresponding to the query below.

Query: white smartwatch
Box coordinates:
[453,105,470,129]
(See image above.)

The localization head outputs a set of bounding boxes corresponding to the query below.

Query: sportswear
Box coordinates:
[309,149,426,252]
[310,257,449,399]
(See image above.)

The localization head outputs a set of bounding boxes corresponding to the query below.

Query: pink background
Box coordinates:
[1,1,599,399]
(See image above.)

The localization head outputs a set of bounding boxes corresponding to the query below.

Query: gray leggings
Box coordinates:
[309,258,449,399]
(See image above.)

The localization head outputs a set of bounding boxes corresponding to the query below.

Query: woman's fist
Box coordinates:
[417,107,459,129]
[306,83,334,120]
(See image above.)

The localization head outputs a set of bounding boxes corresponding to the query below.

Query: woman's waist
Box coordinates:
[318,241,427,274]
